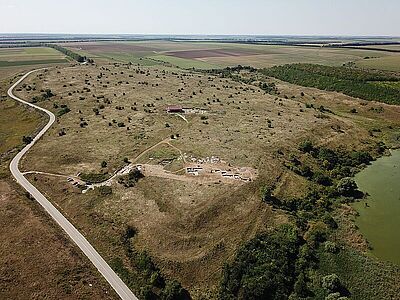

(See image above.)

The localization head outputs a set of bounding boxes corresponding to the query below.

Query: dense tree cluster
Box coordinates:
[262,64,400,105]
[296,141,373,177]
[220,224,301,300]
[112,226,190,300]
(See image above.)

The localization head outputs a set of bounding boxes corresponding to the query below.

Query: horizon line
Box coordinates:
[1,33,400,38]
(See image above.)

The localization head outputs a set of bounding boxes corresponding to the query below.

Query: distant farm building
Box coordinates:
[166,106,209,114]
[166,106,184,113]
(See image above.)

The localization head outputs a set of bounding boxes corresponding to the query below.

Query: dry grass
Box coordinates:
[16,64,358,174]
[0,79,117,299]
[9,60,400,298]
[0,180,117,300]
[0,99,45,154]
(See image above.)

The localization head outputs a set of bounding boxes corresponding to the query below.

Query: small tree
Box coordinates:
[162,280,189,300]
[22,136,33,144]
[336,177,358,196]
[293,273,309,297]
[101,161,107,168]
[324,241,339,253]
[260,185,273,203]
[350,151,372,165]
[312,171,332,186]
[322,274,340,292]
[299,140,313,153]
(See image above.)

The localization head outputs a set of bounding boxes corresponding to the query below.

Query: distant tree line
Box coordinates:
[45,43,93,63]
[0,43,42,48]
[261,64,400,105]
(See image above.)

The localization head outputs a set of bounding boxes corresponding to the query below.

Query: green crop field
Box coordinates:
[149,54,219,69]
[0,47,69,68]
[96,53,160,66]
[0,59,69,67]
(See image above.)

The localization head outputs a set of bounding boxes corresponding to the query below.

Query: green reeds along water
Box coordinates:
[353,149,400,265]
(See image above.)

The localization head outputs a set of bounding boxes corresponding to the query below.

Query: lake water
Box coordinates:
[353,149,400,265]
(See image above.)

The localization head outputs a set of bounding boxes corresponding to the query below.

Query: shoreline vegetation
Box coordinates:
[220,139,387,299]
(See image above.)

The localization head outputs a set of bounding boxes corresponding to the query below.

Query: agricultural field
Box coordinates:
[0,47,70,80]
[353,44,400,51]
[8,56,400,299]
[63,41,392,69]
[0,47,67,64]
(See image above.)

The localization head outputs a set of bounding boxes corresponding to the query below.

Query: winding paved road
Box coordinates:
[8,69,138,300]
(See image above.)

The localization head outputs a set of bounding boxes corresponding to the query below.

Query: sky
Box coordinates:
[0,0,399,36]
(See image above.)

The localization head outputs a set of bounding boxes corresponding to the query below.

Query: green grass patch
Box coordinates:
[150,147,179,160]
[0,47,63,58]
[80,172,110,184]
[355,55,400,72]
[100,52,160,66]
[149,54,221,70]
